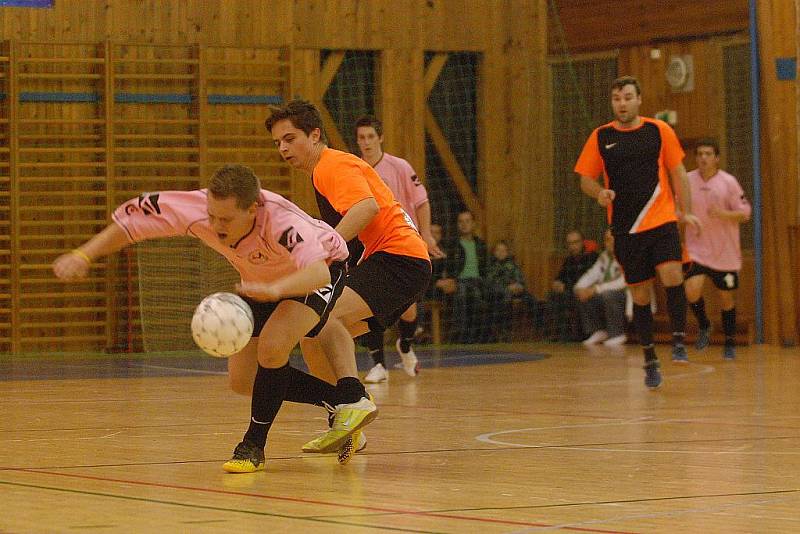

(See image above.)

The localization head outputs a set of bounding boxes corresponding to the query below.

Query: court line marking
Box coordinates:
[506,493,800,533]
[0,468,637,534]
[135,363,226,375]
[476,422,800,455]
[0,479,435,534]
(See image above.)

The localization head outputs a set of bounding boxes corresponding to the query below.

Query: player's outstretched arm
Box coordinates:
[53,223,130,281]
[238,260,331,302]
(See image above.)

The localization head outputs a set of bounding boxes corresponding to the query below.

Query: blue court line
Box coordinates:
[0,348,547,381]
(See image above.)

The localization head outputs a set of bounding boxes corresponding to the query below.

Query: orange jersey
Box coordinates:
[574,117,685,234]
[312,148,429,261]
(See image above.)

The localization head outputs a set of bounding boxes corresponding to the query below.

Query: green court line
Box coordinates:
[0,479,442,534]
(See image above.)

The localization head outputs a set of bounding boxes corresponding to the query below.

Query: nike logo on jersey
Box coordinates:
[605,143,617,149]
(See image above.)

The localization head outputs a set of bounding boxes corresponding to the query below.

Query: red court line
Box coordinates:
[8,468,637,534]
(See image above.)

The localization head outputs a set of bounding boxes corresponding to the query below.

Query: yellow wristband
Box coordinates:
[71,249,92,264]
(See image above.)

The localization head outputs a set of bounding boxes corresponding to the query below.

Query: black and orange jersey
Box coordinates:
[574,117,685,234]
[312,148,429,262]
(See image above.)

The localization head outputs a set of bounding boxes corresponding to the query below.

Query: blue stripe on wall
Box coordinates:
[20,92,99,103]
[10,92,283,105]
[115,92,193,104]
[207,94,282,105]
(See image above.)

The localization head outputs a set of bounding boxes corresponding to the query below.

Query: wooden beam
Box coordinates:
[423,53,448,97]
[318,103,347,152]
[424,108,483,221]
[423,51,483,220]
[318,51,347,151]
[319,50,345,93]
[8,40,19,353]
[104,40,116,351]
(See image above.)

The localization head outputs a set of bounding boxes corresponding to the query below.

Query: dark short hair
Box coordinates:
[695,137,720,156]
[265,99,327,143]
[354,115,383,137]
[611,75,641,96]
[208,164,261,210]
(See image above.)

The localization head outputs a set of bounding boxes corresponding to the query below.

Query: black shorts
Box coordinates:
[346,251,431,328]
[242,261,347,339]
[613,222,682,285]
[684,261,739,290]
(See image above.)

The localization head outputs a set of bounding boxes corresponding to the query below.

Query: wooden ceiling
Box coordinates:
[548,0,749,55]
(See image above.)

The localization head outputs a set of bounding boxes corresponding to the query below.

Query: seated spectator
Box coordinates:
[414,223,447,343]
[546,229,599,341]
[427,223,446,299]
[486,240,540,341]
[574,229,627,346]
[438,210,489,343]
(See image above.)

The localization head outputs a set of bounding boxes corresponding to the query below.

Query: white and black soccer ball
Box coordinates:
[191,292,254,357]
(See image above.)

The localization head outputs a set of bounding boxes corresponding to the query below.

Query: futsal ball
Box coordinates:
[191,292,254,357]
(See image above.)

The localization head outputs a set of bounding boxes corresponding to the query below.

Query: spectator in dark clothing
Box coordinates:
[486,241,539,341]
[437,210,489,343]
[546,230,599,341]
[414,223,447,343]
[426,223,447,299]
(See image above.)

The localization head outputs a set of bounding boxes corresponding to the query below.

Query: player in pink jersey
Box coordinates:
[354,115,444,383]
[682,138,751,360]
[53,164,353,473]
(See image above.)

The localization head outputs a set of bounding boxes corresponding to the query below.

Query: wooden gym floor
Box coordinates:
[1,342,799,533]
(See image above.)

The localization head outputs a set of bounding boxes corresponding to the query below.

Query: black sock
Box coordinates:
[243,363,291,449]
[633,303,654,346]
[665,285,687,347]
[398,318,417,353]
[643,345,658,365]
[690,297,711,329]
[363,328,385,366]
[336,377,366,405]
[283,366,338,409]
[722,308,736,346]
[633,303,657,364]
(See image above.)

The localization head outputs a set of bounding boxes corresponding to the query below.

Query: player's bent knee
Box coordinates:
[229,375,253,396]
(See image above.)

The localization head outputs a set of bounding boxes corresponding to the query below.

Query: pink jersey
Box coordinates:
[684,169,751,271]
[112,189,348,283]
[372,152,429,227]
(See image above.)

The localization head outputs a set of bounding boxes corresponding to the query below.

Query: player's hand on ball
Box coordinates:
[597,189,615,207]
[53,251,91,281]
[237,282,281,302]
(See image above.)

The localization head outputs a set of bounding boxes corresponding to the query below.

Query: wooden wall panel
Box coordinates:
[757,0,798,345]
[617,39,727,153]
[378,49,426,184]
[0,0,551,352]
[0,1,107,42]
[549,0,749,54]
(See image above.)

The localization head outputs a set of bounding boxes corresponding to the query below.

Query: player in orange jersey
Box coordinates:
[266,100,432,455]
[575,76,700,389]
